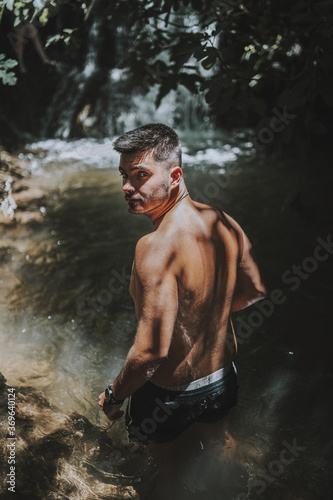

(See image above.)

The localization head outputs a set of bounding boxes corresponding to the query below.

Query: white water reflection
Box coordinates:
[18,130,254,175]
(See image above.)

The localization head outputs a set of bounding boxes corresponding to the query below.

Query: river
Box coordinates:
[0,133,331,499]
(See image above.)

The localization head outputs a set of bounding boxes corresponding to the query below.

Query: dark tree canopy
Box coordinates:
[0,0,332,155]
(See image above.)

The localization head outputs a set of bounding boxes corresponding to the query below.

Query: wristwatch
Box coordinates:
[104,385,124,405]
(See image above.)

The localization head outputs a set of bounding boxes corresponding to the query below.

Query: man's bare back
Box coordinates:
[129,199,263,387]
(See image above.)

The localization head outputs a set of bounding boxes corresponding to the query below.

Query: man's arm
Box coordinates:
[231,229,267,312]
[99,236,178,417]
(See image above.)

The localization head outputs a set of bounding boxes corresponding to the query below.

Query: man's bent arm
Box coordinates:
[111,237,178,401]
[231,229,267,312]
[110,344,166,402]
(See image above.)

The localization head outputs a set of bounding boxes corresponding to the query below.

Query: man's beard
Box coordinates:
[127,181,170,214]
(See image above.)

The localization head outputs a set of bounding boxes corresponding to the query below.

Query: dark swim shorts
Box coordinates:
[125,363,238,443]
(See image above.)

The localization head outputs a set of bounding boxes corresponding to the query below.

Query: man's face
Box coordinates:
[119,150,171,215]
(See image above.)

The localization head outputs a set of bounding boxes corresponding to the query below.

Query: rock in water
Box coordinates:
[0,373,157,499]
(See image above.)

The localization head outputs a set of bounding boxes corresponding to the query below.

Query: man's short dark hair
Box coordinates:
[113,123,182,168]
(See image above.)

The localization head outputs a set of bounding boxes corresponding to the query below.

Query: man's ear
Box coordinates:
[170,166,182,187]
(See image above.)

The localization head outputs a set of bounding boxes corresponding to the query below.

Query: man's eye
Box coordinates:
[138,172,148,178]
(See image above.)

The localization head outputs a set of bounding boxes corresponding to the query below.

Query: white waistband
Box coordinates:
[155,364,233,392]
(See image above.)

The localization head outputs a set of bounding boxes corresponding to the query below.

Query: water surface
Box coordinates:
[0,134,331,499]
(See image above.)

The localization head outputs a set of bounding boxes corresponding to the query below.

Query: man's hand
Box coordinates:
[98,392,124,421]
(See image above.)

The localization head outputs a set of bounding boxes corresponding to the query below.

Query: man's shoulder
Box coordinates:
[134,232,174,279]
[192,201,243,232]
[135,231,165,254]
[192,200,219,215]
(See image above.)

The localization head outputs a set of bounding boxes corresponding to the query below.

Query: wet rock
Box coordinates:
[0,152,46,226]
[0,373,156,499]
[0,246,14,264]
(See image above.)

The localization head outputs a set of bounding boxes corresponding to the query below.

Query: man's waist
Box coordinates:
[152,364,234,392]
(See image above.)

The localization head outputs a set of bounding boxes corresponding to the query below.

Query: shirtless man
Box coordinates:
[98,123,267,444]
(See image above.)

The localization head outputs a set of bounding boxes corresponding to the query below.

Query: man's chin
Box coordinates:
[126,198,164,215]
[127,200,144,214]
[127,206,142,214]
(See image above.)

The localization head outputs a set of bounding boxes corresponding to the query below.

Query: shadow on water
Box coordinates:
[1,139,333,498]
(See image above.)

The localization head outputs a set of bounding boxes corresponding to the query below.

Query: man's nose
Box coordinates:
[122,179,135,194]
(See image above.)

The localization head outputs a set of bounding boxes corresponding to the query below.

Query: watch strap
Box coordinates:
[105,385,124,405]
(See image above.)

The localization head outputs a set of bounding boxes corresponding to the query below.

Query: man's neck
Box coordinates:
[147,184,189,228]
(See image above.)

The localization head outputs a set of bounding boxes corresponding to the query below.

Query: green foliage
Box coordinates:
[2,0,48,23]
[92,0,331,153]
[0,53,17,85]
[45,28,79,48]
[1,0,331,152]
[1,0,87,25]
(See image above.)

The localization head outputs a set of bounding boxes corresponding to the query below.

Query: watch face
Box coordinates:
[105,387,111,403]
[104,386,122,405]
